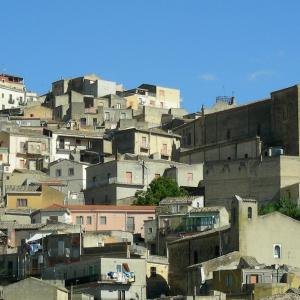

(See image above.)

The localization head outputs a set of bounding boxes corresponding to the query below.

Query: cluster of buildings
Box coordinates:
[0,72,300,299]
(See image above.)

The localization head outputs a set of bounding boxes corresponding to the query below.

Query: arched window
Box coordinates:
[248,207,252,219]
[274,245,281,258]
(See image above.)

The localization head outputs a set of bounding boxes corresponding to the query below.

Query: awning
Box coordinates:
[26,233,52,243]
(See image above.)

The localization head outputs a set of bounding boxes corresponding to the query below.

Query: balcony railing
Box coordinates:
[88,177,144,188]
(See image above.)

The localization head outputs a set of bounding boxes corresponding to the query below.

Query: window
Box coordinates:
[226,129,231,139]
[19,142,25,152]
[187,132,192,145]
[56,169,62,177]
[80,118,87,127]
[187,173,193,182]
[0,154,3,161]
[257,123,261,136]
[126,171,133,184]
[127,216,135,232]
[160,102,164,108]
[148,227,153,234]
[86,216,92,225]
[116,103,121,109]
[283,106,288,121]
[100,216,107,225]
[161,144,168,156]
[17,198,28,207]
[225,273,233,287]
[141,136,147,148]
[68,168,74,176]
[193,251,198,264]
[49,216,58,222]
[20,159,26,168]
[105,112,110,121]
[274,244,281,258]
[93,118,97,126]
[150,266,157,277]
[75,139,81,145]
[244,153,248,159]
[250,274,258,284]
[1,93,3,98]
[76,216,84,225]
[248,207,252,219]
[92,176,96,183]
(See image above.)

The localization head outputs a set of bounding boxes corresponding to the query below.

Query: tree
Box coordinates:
[134,176,187,206]
[259,197,300,220]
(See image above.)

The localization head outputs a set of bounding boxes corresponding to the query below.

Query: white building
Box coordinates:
[0,73,38,109]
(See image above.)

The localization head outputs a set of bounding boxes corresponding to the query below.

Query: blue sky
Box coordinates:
[1,0,300,112]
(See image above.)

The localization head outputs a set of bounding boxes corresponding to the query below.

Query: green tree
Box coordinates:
[134,176,187,206]
[259,197,300,220]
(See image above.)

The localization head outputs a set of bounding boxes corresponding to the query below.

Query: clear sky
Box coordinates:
[1,0,300,112]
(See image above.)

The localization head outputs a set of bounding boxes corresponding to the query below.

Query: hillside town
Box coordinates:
[0,72,300,300]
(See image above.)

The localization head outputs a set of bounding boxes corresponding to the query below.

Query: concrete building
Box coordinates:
[168,195,300,295]
[52,74,123,98]
[48,159,89,204]
[144,196,228,256]
[5,183,65,209]
[42,257,147,300]
[0,129,50,172]
[3,277,68,300]
[43,128,111,163]
[112,127,181,161]
[84,156,202,205]
[32,204,155,238]
[121,83,181,110]
[212,260,300,300]
[0,73,38,110]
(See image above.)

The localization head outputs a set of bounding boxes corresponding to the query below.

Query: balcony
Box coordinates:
[140,144,150,152]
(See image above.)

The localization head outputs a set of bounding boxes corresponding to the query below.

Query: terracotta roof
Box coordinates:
[45,204,155,212]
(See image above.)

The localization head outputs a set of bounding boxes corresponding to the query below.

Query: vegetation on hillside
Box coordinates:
[259,197,300,221]
[133,176,187,206]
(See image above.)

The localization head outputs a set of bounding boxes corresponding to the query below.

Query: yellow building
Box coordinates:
[146,256,169,299]
[24,104,53,120]
[124,84,180,110]
[6,183,65,209]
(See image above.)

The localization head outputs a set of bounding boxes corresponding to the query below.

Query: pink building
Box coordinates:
[32,204,155,237]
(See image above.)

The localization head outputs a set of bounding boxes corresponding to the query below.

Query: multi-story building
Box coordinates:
[42,257,146,300]
[51,74,123,98]
[84,157,202,205]
[112,127,181,161]
[121,83,181,110]
[175,85,300,164]
[0,73,38,109]
[32,204,155,238]
[168,195,300,295]
[0,129,50,172]
[5,183,65,209]
[144,196,228,255]
[48,159,90,204]
[43,128,111,163]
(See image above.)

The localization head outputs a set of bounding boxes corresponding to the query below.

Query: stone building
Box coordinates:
[168,195,300,295]
[175,85,300,164]
[84,156,202,205]
[112,127,181,161]
[204,155,300,207]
